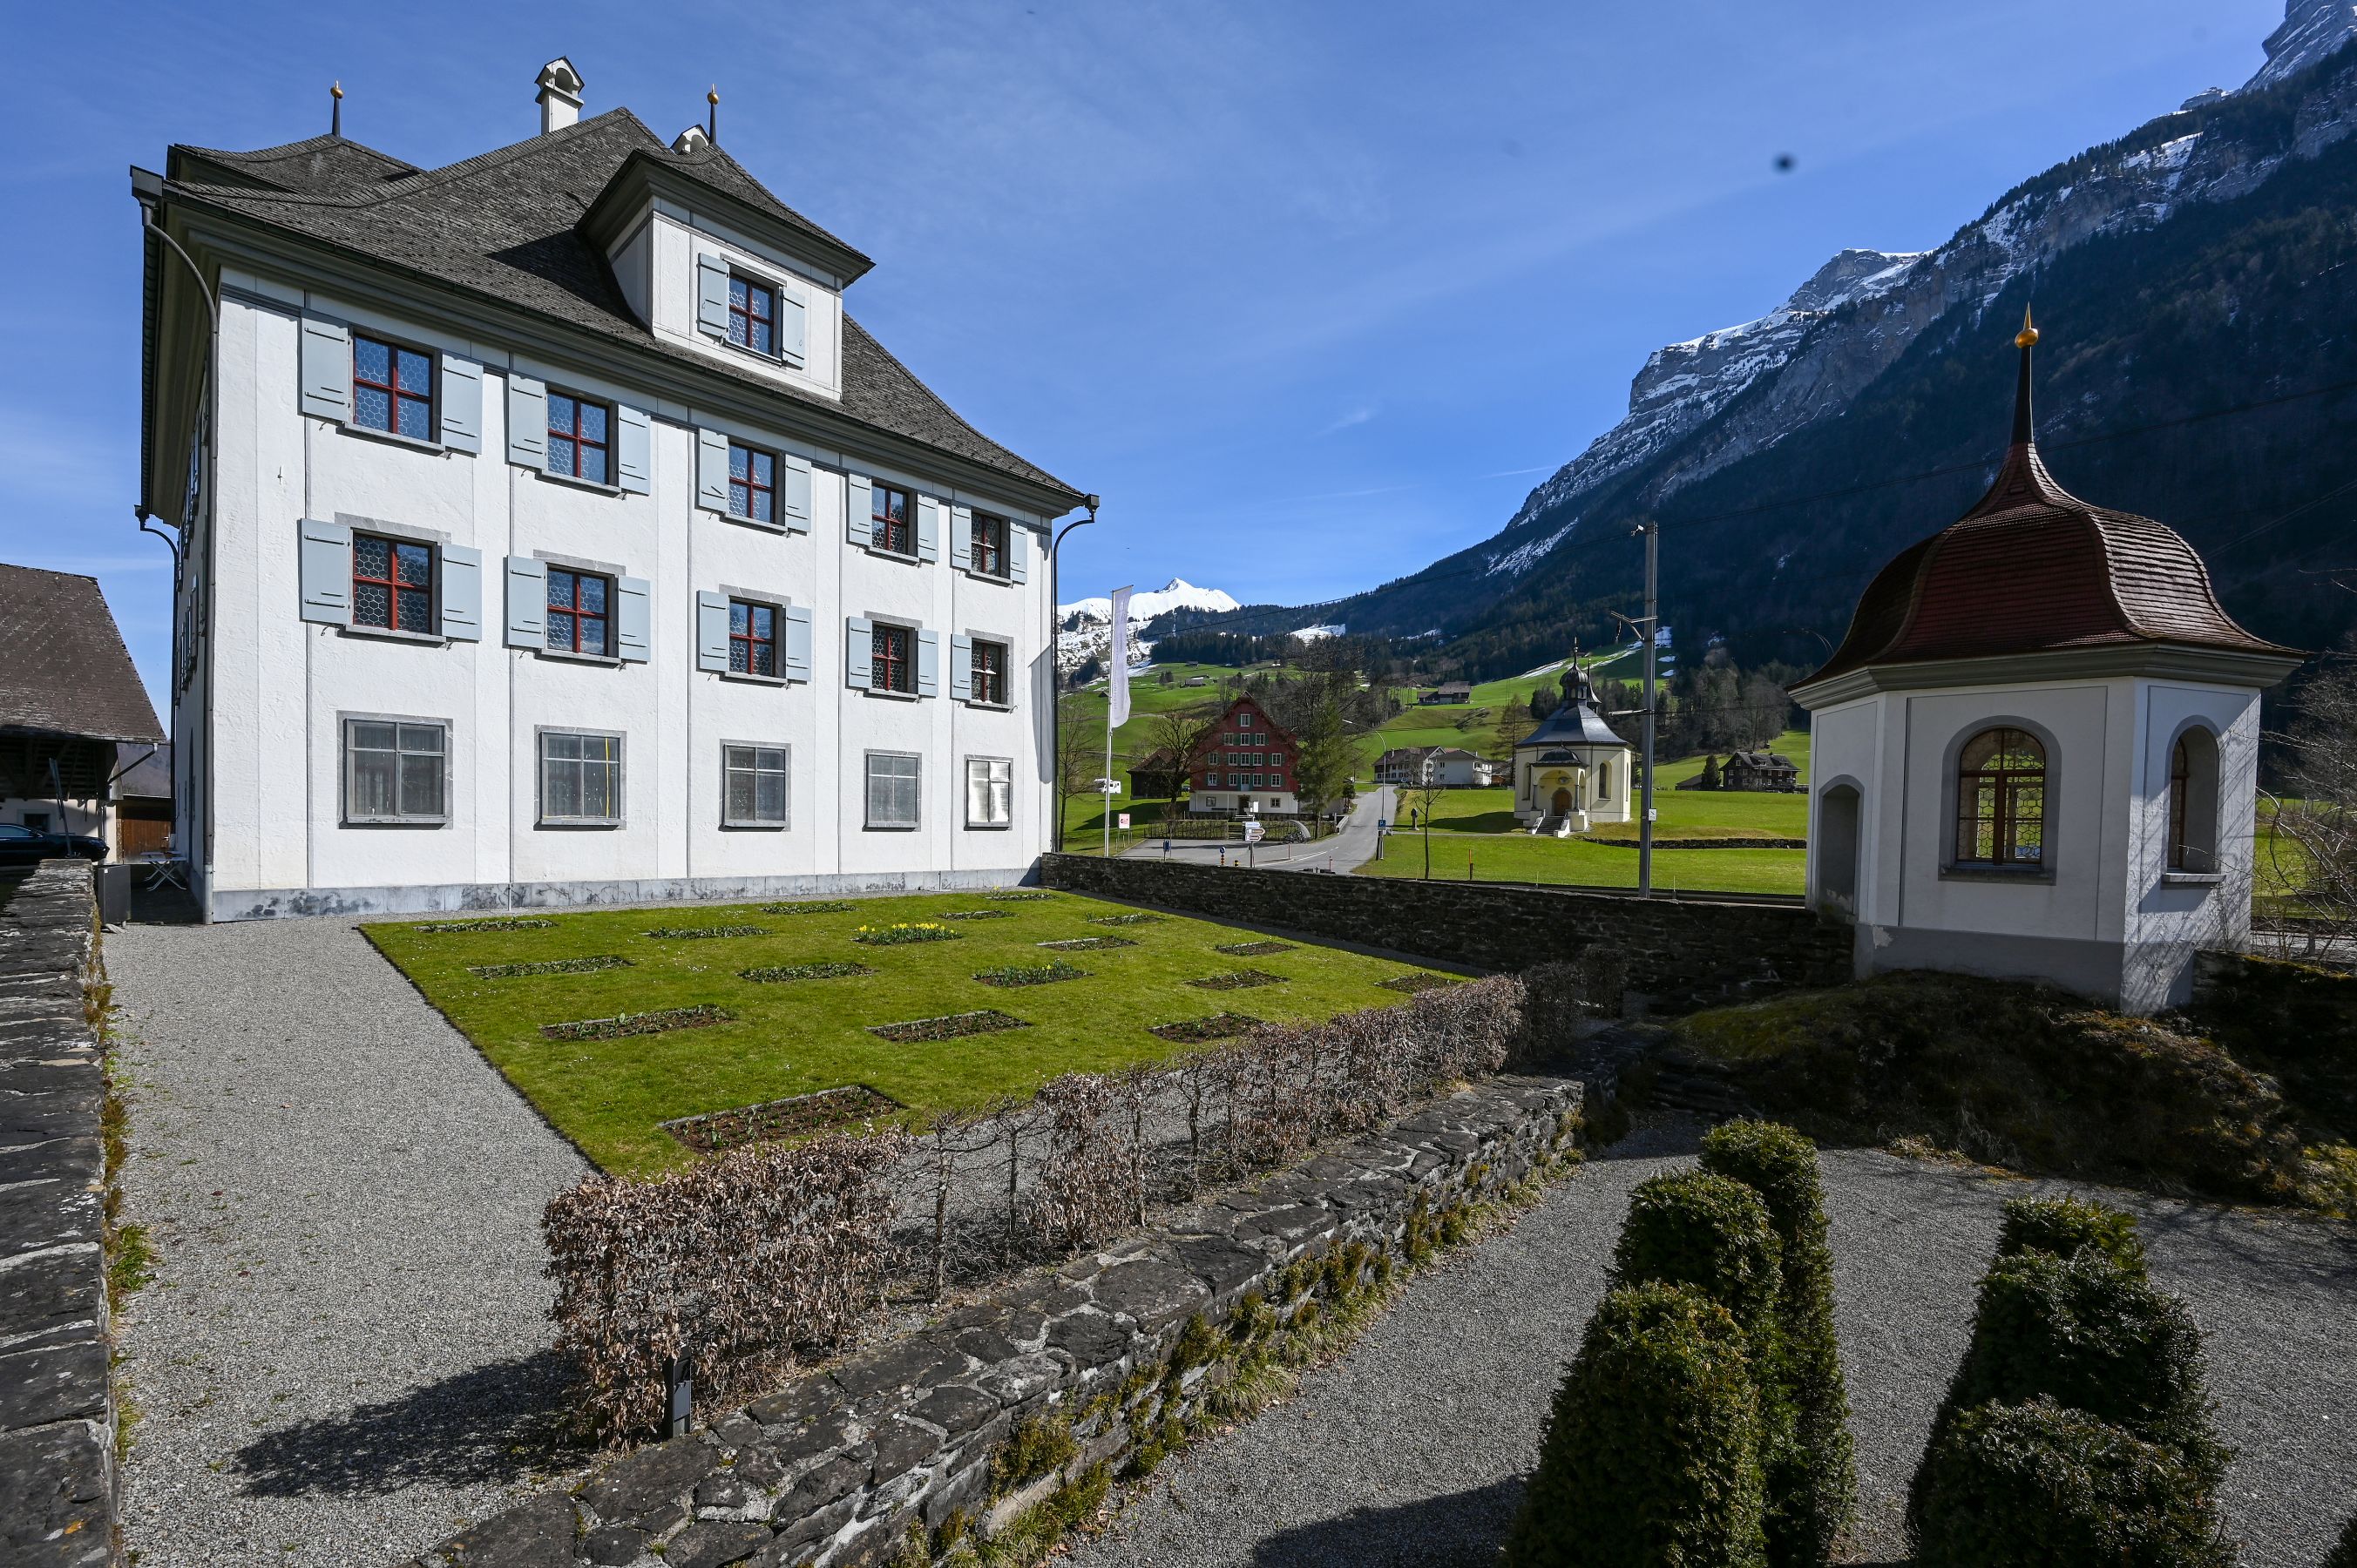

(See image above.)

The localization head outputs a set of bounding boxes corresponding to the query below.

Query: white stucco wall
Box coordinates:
[193,279,1053,918]
[1805,670,2263,1011]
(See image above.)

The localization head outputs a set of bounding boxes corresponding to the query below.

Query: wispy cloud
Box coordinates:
[1479,463,1555,479]
[1317,405,1376,436]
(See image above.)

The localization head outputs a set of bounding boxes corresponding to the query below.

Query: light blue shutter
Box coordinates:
[616,576,652,661]
[696,253,731,336]
[506,375,546,468]
[778,289,808,368]
[949,505,972,571]
[783,604,812,682]
[917,497,941,564]
[845,617,873,690]
[439,545,483,640]
[918,628,940,698]
[617,405,652,494]
[298,518,351,625]
[1009,524,1029,585]
[695,591,730,672]
[781,455,812,532]
[504,556,547,648]
[438,355,483,453]
[950,634,973,702]
[298,317,349,421]
[695,429,730,513]
[846,475,872,546]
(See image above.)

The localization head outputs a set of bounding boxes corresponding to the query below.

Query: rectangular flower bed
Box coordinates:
[1148,1012,1264,1042]
[1215,940,1296,957]
[1189,970,1289,990]
[1087,912,1166,927]
[940,909,1015,921]
[758,900,857,916]
[866,1010,1031,1043]
[855,923,961,946]
[1378,972,1465,994]
[660,1085,903,1153]
[974,959,1088,989]
[740,962,875,983]
[645,924,769,940]
[1037,936,1137,951]
[417,916,556,934]
[541,1005,735,1042]
[984,890,1055,902]
[469,955,633,979]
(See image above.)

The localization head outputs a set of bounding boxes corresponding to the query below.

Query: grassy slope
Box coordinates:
[366,890,1439,1176]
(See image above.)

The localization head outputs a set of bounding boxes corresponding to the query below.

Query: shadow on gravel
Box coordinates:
[1250,1477,1522,1566]
[228,1348,586,1497]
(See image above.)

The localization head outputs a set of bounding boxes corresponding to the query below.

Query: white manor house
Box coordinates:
[135,61,1085,921]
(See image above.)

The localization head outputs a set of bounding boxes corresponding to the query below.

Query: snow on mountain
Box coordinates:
[1472,0,2357,589]
[1292,624,1346,640]
[2248,0,2357,91]
[1055,578,1241,672]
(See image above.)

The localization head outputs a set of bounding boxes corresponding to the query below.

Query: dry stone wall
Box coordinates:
[0,862,115,1568]
[1040,853,1851,1012]
[404,1073,1583,1568]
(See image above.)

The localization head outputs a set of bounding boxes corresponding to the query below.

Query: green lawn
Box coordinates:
[364,890,1439,1176]
[1358,833,1807,896]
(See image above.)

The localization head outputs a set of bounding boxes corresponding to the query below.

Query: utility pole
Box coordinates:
[1637,518,1660,897]
[1047,498,1101,852]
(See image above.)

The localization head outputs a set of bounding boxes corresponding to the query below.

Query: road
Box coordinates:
[1121,785,1394,874]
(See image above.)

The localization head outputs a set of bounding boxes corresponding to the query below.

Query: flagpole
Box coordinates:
[1103,720,1114,857]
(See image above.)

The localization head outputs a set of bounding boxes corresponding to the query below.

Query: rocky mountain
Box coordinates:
[1206,2,2357,679]
[1056,578,1239,672]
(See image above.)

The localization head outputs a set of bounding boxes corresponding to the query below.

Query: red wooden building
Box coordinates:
[1186,696,1298,814]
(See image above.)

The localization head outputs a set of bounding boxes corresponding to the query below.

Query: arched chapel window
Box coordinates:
[1955,727,2046,867]
[2169,729,2220,873]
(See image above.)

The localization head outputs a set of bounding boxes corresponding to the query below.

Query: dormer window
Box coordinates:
[728,274,776,356]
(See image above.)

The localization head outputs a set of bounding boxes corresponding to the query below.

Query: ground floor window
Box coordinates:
[966,756,1012,828]
[541,730,623,825]
[342,717,447,824]
[723,743,789,828]
[866,751,921,829]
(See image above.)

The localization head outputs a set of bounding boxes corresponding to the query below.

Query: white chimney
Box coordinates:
[536,57,584,134]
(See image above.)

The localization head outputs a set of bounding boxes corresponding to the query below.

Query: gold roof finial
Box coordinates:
[708,84,720,106]
[2015,306,2039,349]
[331,80,343,99]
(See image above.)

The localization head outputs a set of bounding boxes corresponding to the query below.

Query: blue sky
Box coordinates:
[0,0,2286,707]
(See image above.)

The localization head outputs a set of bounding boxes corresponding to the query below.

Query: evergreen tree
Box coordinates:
[1700,754,1723,790]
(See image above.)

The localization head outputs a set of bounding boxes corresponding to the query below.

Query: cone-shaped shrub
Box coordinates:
[1702,1120,1858,1567]
[1907,1250,2230,1552]
[1610,1170,1784,1337]
[2327,1511,2357,1568]
[1913,1397,2236,1568]
[1996,1193,2148,1279]
[1506,1281,1768,1568]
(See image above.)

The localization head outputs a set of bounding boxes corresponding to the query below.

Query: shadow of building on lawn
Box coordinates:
[229,1348,586,1497]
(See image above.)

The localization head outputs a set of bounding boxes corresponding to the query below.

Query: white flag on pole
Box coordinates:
[1107,585,1135,728]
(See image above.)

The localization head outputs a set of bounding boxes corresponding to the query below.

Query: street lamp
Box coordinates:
[1048,496,1101,851]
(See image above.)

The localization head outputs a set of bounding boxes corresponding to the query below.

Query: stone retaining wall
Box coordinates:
[0,862,116,1567]
[1040,853,1850,1012]
[405,1073,1584,1568]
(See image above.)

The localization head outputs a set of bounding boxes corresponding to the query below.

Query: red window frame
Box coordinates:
[971,513,1006,576]
[351,533,434,632]
[971,639,1006,704]
[872,484,914,555]
[872,623,911,693]
[728,274,776,355]
[730,599,777,676]
[352,335,432,439]
[728,443,774,521]
[545,568,610,655]
[546,394,609,481]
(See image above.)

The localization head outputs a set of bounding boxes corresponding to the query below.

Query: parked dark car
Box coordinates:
[0,822,107,868]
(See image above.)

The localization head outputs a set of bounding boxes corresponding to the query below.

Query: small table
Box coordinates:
[133,854,188,894]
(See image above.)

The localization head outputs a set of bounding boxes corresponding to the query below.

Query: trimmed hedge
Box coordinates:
[1996,1193,2148,1279]
[1610,1171,1783,1340]
[1908,1250,2230,1552]
[1701,1121,1858,1567]
[2328,1511,2357,1568]
[1913,1398,2235,1568]
[1505,1282,1768,1568]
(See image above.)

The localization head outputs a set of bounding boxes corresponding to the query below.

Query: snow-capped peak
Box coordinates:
[1058,578,1240,625]
[2246,0,2357,92]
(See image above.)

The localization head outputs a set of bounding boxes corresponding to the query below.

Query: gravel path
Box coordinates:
[108,919,592,1568]
[1063,1123,2357,1568]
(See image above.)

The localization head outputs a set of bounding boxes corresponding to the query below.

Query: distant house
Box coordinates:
[0,564,167,854]
[1376,745,1493,788]
[1187,696,1298,814]
[1723,751,1801,792]
[1374,746,1435,785]
[1419,681,1473,706]
[1182,675,1209,686]
[1128,747,1189,801]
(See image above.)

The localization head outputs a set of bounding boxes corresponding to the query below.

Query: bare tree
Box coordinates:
[2266,645,2357,946]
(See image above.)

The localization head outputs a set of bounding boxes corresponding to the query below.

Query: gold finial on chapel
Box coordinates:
[2015,307,2039,349]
